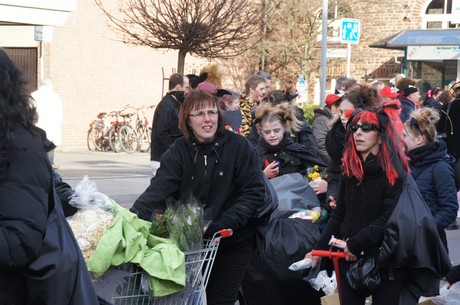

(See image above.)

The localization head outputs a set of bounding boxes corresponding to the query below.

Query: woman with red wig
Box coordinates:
[306,102,409,304]
[306,101,451,304]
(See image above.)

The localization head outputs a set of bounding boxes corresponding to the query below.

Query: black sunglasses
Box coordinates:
[349,123,379,133]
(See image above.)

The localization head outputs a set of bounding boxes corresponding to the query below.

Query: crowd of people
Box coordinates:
[2,40,460,305]
[136,70,460,305]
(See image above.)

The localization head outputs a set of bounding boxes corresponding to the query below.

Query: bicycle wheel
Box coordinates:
[119,125,139,153]
[87,122,105,151]
[138,125,151,153]
[108,124,123,153]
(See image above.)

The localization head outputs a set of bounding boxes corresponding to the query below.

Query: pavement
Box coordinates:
[55,148,460,266]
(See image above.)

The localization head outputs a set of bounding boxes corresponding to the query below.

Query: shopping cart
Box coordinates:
[94,229,233,305]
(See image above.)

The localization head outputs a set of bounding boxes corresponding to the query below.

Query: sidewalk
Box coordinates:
[55,150,153,208]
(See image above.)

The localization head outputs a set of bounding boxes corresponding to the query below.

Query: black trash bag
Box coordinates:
[241,218,323,305]
[269,173,320,219]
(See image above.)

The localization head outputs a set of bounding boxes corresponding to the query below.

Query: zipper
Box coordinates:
[204,155,208,177]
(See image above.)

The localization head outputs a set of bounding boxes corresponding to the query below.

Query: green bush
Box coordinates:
[300,104,320,124]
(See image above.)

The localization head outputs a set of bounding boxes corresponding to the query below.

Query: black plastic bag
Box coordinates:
[346,257,381,294]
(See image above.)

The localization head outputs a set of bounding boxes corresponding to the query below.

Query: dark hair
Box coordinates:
[338,85,377,110]
[186,72,208,89]
[261,89,297,106]
[0,48,35,173]
[168,73,184,90]
[178,90,226,140]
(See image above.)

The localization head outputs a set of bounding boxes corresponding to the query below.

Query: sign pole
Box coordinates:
[346,43,351,78]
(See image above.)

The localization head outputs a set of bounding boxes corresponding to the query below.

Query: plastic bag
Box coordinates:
[69,175,113,212]
[309,270,337,295]
[431,280,460,305]
[67,175,115,261]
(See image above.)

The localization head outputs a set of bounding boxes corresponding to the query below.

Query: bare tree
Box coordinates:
[96,0,267,74]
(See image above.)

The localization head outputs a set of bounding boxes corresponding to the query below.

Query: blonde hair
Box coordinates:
[255,102,300,133]
[404,107,440,143]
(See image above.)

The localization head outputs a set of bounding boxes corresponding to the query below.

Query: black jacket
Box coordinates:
[256,133,326,176]
[439,98,460,160]
[133,130,265,239]
[325,119,347,202]
[315,154,404,257]
[407,141,458,250]
[0,126,99,305]
[150,91,185,161]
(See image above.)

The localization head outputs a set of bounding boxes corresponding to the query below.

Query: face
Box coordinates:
[188,105,219,143]
[265,79,271,91]
[261,120,285,146]
[225,98,240,111]
[351,120,381,160]
[183,76,191,93]
[407,91,421,103]
[339,99,354,127]
[250,82,267,102]
[402,126,422,152]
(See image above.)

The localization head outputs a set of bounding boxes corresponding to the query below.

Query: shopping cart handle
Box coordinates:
[311,249,346,259]
[218,228,233,238]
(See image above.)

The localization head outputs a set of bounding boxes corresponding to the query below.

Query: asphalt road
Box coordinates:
[55,149,460,266]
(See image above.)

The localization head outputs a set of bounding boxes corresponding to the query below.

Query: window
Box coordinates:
[423,0,458,28]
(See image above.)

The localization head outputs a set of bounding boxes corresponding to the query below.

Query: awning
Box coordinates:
[0,0,77,26]
[370,29,460,50]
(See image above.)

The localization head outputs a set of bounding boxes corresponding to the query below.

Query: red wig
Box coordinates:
[342,101,408,185]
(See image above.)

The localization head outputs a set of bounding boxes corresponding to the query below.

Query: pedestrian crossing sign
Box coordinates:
[340,19,360,44]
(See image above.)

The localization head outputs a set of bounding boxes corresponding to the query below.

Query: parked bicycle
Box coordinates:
[119,105,154,153]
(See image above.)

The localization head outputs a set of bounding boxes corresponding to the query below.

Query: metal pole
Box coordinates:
[320,0,328,107]
[39,41,44,81]
[346,43,351,78]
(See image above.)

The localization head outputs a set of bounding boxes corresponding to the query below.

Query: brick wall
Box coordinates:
[46,0,208,148]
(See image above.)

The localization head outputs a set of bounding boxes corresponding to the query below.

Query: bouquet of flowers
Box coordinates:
[306,165,328,185]
[150,197,205,251]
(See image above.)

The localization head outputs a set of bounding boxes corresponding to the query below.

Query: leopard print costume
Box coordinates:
[240,94,254,137]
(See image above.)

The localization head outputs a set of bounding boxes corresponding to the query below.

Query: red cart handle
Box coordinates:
[218,228,233,238]
[311,249,346,259]
[311,249,346,305]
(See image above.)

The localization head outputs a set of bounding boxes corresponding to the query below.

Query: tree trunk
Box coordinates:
[177,49,187,75]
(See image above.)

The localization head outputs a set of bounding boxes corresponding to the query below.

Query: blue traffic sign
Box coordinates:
[340,19,360,44]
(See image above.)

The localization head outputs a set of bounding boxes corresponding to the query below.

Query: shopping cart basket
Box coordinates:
[94,229,233,305]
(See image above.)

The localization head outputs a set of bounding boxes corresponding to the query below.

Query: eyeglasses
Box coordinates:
[189,109,219,119]
[349,123,379,133]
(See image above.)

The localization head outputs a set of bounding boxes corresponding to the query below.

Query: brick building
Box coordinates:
[0,0,459,148]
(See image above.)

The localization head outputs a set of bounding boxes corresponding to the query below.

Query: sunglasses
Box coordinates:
[349,123,379,133]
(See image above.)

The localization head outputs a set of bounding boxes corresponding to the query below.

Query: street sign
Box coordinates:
[340,19,360,44]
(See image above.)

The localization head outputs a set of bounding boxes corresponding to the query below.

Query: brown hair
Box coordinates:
[404,107,440,143]
[254,102,300,133]
[178,90,226,140]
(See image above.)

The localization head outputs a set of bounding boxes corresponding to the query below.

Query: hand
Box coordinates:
[344,245,357,262]
[312,178,328,195]
[264,161,280,179]
[328,196,337,209]
[305,251,320,268]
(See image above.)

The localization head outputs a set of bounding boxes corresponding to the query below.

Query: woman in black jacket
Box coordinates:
[0,49,99,305]
[306,102,412,305]
[131,90,265,305]
[402,107,458,251]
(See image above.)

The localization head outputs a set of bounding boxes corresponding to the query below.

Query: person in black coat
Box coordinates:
[402,107,458,251]
[253,102,325,179]
[0,48,100,305]
[150,73,187,175]
[307,102,415,305]
[131,90,265,305]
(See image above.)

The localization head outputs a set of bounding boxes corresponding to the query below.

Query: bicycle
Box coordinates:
[119,105,154,153]
[87,111,113,151]
[107,105,134,153]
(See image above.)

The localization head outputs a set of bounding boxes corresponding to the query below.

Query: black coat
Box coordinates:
[325,119,347,202]
[150,91,185,161]
[0,126,99,305]
[315,154,404,257]
[439,98,460,160]
[133,130,265,241]
[407,141,458,250]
